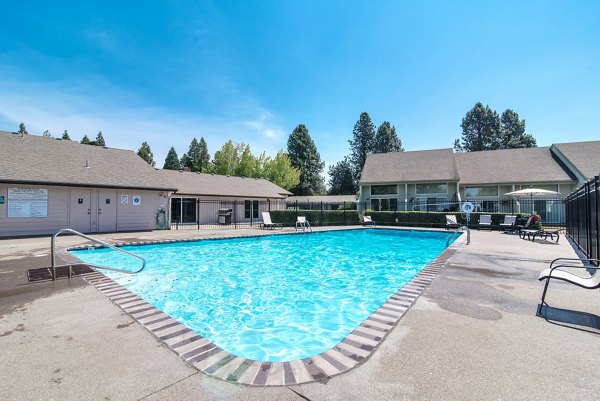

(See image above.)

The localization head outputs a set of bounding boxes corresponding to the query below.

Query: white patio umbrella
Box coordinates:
[504,188,561,214]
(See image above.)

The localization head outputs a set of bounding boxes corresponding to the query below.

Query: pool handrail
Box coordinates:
[51,228,146,280]
[446,226,465,247]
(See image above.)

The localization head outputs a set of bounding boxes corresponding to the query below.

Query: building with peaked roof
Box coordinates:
[0,130,176,237]
[156,169,291,226]
[358,140,600,218]
[287,195,357,210]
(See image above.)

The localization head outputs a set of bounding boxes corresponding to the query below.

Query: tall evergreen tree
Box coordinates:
[349,112,376,188]
[62,130,71,140]
[373,121,403,153]
[81,135,92,145]
[18,122,28,136]
[287,124,325,196]
[198,137,210,172]
[163,147,181,170]
[454,102,501,152]
[328,158,355,195]
[42,130,52,138]
[137,141,155,167]
[500,109,537,149]
[95,131,106,147]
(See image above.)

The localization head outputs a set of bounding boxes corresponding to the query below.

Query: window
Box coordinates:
[370,198,398,211]
[465,187,499,197]
[521,184,558,192]
[244,200,259,219]
[371,185,397,195]
[415,183,447,195]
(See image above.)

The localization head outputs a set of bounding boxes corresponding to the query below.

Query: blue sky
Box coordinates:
[1,1,598,175]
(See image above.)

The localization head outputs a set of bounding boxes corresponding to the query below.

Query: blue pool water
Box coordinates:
[71,229,453,362]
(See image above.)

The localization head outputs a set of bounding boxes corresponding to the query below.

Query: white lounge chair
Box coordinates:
[261,212,282,230]
[295,216,312,231]
[446,215,460,229]
[499,215,517,233]
[537,258,600,315]
[363,215,376,226]
[479,214,492,230]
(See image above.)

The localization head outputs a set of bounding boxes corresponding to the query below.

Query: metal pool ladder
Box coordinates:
[51,228,146,280]
[446,226,465,247]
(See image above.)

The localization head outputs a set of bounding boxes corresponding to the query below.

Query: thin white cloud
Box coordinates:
[0,76,287,166]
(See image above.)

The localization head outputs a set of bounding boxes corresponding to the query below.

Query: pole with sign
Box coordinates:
[460,201,474,245]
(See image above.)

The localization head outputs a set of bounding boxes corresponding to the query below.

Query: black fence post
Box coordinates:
[234,200,237,229]
[196,199,200,230]
[320,201,324,227]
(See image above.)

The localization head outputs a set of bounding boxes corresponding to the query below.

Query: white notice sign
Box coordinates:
[8,188,48,218]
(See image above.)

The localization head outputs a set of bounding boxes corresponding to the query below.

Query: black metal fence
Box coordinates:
[565,175,599,261]
[170,197,566,230]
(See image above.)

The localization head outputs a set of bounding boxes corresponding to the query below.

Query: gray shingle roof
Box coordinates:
[552,141,600,180]
[455,146,575,184]
[157,169,292,199]
[0,131,176,190]
[360,149,459,184]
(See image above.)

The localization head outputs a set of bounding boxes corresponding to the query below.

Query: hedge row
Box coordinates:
[270,210,361,226]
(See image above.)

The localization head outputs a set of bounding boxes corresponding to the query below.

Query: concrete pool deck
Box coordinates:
[1,227,600,400]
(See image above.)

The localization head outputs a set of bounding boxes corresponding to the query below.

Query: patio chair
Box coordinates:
[295,216,312,231]
[446,215,460,230]
[478,214,492,230]
[260,212,282,230]
[499,215,517,233]
[520,227,561,243]
[363,215,376,226]
[537,258,600,316]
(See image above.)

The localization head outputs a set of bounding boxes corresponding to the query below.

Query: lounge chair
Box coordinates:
[520,228,561,243]
[537,258,600,316]
[446,215,460,229]
[363,215,376,226]
[516,216,533,232]
[260,212,282,230]
[295,216,312,231]
[478,214,492,230]
[499,215,517,233]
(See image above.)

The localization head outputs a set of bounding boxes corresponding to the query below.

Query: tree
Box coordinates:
[137,141,155,167]
[81,135,92,145]
[95,131,106,147]
[235,144,257,177]
[62,130,71,140]
[42,130,52,138]
[373,121,403,153]
[500,109,537,149]
[349,112,376,187]
[287,124,325,195]
[212,140,240,176]
[163,147,181,170]
[454,102,501,152]
[181,137,211,172]
[263,151,301,190]
[18,122,28,136]
[328,158,355,195]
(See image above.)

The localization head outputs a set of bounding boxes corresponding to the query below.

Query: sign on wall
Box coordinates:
[121,194,129,204]
[8,188,48,218]
[132,195,141,206]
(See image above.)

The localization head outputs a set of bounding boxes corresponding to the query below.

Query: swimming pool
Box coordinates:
[71,229,454,362]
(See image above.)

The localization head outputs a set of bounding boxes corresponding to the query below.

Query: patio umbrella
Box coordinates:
[504,188,561,199]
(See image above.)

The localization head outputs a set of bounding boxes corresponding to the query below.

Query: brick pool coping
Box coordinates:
[74,228,465,386]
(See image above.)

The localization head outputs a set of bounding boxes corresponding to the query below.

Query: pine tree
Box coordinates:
[373,121,403,153]
[287,124,325,195]
[349,112,376,188]
[42,130,52,138]
[137,141,155,167]
[198,137,210,172]
[163,147,181,170]
[454,102,501,152]
[81,135,92,145]
[500,109,537,149]
[328,158,355,195]
[62,130,71,140]
[18,122,28,136]
[95,131,106,147]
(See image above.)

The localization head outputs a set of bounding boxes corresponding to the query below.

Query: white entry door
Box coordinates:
[98,190,117,232]
[69,189,91,233]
